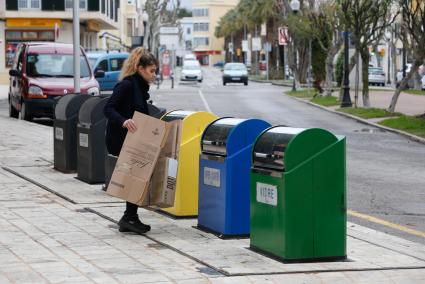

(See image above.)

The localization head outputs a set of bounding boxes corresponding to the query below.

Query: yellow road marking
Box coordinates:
[348,209,425,239]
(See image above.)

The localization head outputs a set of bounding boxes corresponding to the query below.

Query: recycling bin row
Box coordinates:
[141,111,347,262]
[53,98,346,262]
[53,94,166,185]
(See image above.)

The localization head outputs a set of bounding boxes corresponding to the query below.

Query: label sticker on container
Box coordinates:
[79,133,88,148]
[55,127,64,141]
[203,167,220,187]
[256,182,278,206]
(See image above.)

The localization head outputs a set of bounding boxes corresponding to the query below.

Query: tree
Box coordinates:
[178,8,192,18]
[388,0,425,113]
[143,0,181,55]
[306,1,342,96]
[339,0,396,107]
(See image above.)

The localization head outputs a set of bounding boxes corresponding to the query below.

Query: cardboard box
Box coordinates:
[149,157,178,207]
[106,112,170,205]
[148,120,181,208]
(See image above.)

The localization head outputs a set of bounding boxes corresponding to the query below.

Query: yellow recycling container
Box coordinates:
[161,110,218,217]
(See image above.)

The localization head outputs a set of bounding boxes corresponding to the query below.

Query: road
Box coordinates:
[1,66,424,245]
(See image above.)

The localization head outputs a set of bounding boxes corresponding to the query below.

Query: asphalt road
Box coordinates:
[1,67,424,245]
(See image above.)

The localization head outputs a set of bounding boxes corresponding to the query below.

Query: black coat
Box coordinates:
[104,74,150,156]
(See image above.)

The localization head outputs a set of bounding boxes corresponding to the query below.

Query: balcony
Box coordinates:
[2,0,119,30]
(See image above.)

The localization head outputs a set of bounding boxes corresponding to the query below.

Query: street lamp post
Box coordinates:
[385,30,392,85]
[290,0,300,92]
[340,31,352,107]
[73,0,80,94]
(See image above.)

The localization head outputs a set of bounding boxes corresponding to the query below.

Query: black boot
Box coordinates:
[118,215,151,234]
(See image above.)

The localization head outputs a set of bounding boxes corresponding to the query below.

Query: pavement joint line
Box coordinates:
[84,207,228,277]
[348,209,425,239]
[2,166,78,204]
[198,89,212,113]
[347,234,425,263]
[85,207,425,277]
[286,93,425,145]
[1,166,123,205]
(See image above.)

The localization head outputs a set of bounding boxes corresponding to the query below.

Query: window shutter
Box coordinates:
[88,0,99,11]
[42,0,65,11]
[6,0,18,10]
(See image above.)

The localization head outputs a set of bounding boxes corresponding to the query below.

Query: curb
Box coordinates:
[285,94,425,145]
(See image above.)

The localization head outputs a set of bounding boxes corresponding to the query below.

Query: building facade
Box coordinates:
[192,0,238,66]
[0,0,120,81]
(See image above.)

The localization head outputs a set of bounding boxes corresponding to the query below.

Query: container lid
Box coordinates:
[148,104,167,119]
[253,127,304,171]
[201,118,246,156]
[162,110,195,122]
[78,97,108,124]
[54,94,92,120]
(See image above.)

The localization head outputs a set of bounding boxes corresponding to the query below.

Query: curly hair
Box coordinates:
[119,47,158,80]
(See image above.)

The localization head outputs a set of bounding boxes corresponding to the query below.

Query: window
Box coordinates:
[97,59,109,72]
[193,8,209,17]
[65,0,87,9]
[127,19,135,37]
[187,28,191,35]
[18,0,40,9]
[194,23,209,32]
[26,54,91,78]
[110,58,125,71]
[193,37,209,47]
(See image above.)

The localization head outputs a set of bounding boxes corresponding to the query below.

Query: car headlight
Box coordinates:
[28,86,46,98]
[87,87,100,96]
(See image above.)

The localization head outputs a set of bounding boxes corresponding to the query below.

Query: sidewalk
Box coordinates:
[251,79,425,116]
[0,94,424,282]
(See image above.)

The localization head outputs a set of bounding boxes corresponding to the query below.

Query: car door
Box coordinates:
[109,57,125,90]
[94,59,109,91]
[9,44,25,109]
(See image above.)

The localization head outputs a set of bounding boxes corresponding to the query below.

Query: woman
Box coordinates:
[104,47,158,234]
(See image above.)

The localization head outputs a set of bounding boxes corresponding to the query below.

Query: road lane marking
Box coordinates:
[348,209,425,239]
[198,90,212,113]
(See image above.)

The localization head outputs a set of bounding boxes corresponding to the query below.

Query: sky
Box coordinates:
[180,0,192,9]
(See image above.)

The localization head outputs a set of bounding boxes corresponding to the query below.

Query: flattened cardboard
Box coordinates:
[148,120,181,208]
[106,112,170,205]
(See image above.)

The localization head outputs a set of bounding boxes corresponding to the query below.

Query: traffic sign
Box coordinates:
[278,27,289,46]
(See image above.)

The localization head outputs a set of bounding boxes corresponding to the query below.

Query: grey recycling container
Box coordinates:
[53,94,92,173]
[148,102,167,119]
[76,97,109,184]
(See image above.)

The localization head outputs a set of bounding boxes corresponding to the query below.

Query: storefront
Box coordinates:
[194,50,223,66]
[4,18,60,67]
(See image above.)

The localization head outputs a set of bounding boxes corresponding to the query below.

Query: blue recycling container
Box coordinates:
[198,118,271,237]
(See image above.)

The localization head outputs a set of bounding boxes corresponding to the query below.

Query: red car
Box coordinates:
[8,42,102,121]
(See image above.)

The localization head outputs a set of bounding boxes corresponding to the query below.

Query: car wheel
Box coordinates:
[20,101,32,121]
[223,81,226,86]
[9,98,19,119]
[244,82,248,86]
[198,80,202,83]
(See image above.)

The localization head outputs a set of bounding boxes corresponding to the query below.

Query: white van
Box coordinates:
[184,54,197,61]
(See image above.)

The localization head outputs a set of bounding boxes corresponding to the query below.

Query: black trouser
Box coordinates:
[124,202,138,217]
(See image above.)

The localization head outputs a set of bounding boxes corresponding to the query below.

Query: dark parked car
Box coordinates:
[222,63,248,86]
[8,42,102,121]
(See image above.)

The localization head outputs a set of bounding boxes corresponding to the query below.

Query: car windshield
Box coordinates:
[369,68,384,74]
[224,64,246,71]
[26,54,91,78]
[183,65,200,70]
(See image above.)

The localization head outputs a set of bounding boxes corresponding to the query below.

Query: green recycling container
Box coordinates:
[250,127,346,262]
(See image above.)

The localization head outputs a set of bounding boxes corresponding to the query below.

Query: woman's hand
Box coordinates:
[122,119,137,133]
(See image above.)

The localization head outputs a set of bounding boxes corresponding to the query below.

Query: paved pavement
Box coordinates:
[0,79,425,283]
